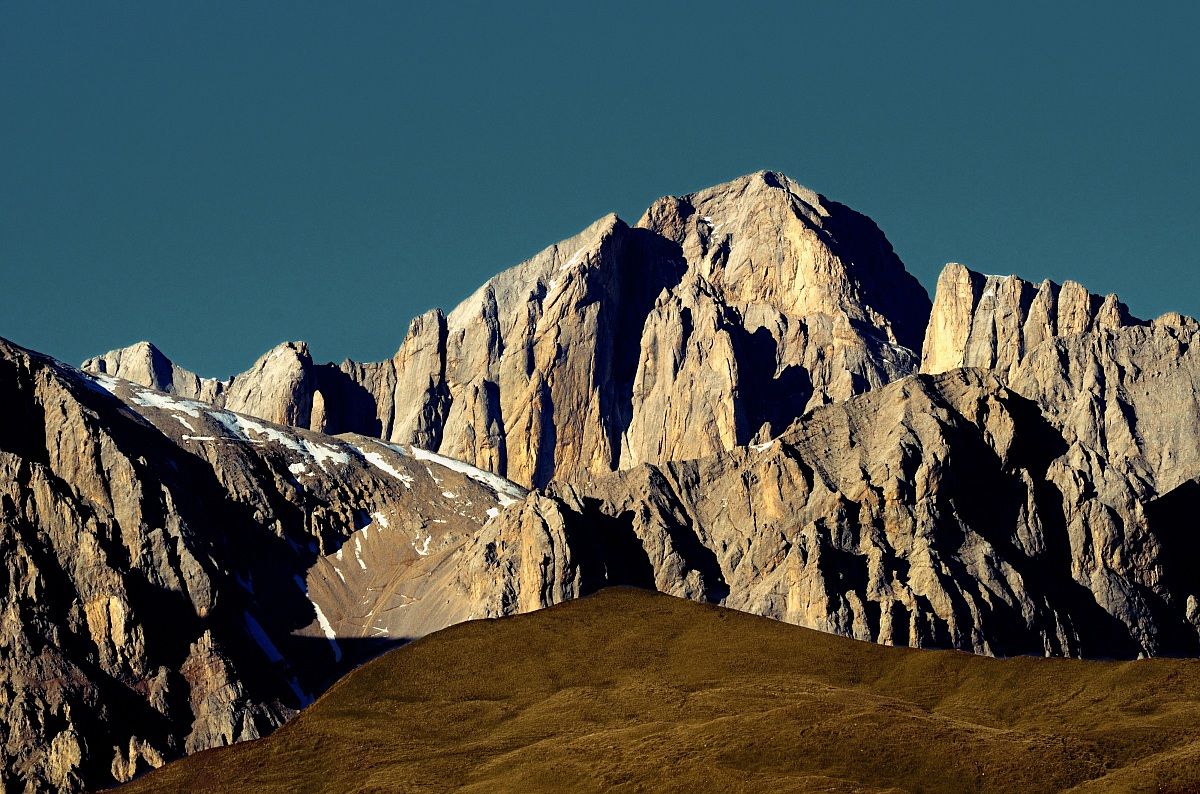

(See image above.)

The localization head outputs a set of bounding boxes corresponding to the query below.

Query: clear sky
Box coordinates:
[3,2,1197,377]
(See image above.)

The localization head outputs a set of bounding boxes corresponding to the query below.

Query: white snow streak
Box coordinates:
[88,373,121,394]
[293,575,342,663]
[356,446,414,488]
[130,389,208,418]
[303,439,351,469]
[559,247,585,271]
[243,611,283,663]
[410,446,526,507]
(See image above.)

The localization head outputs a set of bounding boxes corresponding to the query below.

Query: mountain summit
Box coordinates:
[86,172,931,489]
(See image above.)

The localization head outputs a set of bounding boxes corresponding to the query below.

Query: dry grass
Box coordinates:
[123,588,1200,792]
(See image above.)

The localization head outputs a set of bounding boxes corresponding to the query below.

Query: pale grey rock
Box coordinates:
[84,172,931,489]
[921,263,1141,377]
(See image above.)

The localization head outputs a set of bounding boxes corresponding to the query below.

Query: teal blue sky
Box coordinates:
[3,2,1198,377]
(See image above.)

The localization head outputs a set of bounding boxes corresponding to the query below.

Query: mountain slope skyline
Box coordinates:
[6,4,1199,379]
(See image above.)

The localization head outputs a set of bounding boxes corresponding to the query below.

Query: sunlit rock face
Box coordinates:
[86,172,931,489]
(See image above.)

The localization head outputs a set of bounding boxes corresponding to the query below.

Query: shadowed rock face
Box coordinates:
[85,172,931,489]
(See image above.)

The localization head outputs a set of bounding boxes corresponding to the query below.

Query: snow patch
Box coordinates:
[203,410,351,469]
[288,462,309,476]
[243,611,283,663]
[371,511,390,529]
[750,441,775,452]
[130,389,209,419]
[410,446,526,507]
[559,247,586,271]
[208,411,303,453]
[293,575,342,663]
[356,446,414,488]
[303,439,350,469]
[88,373,121,395]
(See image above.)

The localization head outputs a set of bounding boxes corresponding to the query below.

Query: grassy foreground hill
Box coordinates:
[123,588,1200,793]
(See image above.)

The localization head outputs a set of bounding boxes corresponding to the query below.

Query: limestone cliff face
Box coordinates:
[0,338,531,791]
[921,263,1141,376]
[1008,314,1200,496]
[491,366,1200,659]
[85,172,931,489]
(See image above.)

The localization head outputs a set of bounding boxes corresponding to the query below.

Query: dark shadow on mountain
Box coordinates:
[571,499,656,593]
[313,364,383,437]
[818,198,933,355]
[646,469,731,603]
[601,224,688,471]
[1143,479,1200,654]
[0,347,50,464]
[289,635,412,691]
[732,325,813,442]
[531,377,557,490]
[929,386,1141,658]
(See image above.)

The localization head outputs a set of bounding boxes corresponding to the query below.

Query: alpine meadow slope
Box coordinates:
[122,589,1200,794]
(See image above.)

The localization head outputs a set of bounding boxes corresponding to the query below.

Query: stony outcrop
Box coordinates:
[34,175,1200,790]
[921,263,1142,377]
[1008,314,1200,496]
[85,172,931,488]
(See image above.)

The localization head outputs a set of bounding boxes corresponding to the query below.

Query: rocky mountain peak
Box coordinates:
[15,171,1200,791]
[82,172,933,488]
[636,171,930,353]
[83,340,225,403]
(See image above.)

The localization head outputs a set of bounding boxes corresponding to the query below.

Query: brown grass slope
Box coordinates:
[123,588,1200,793]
